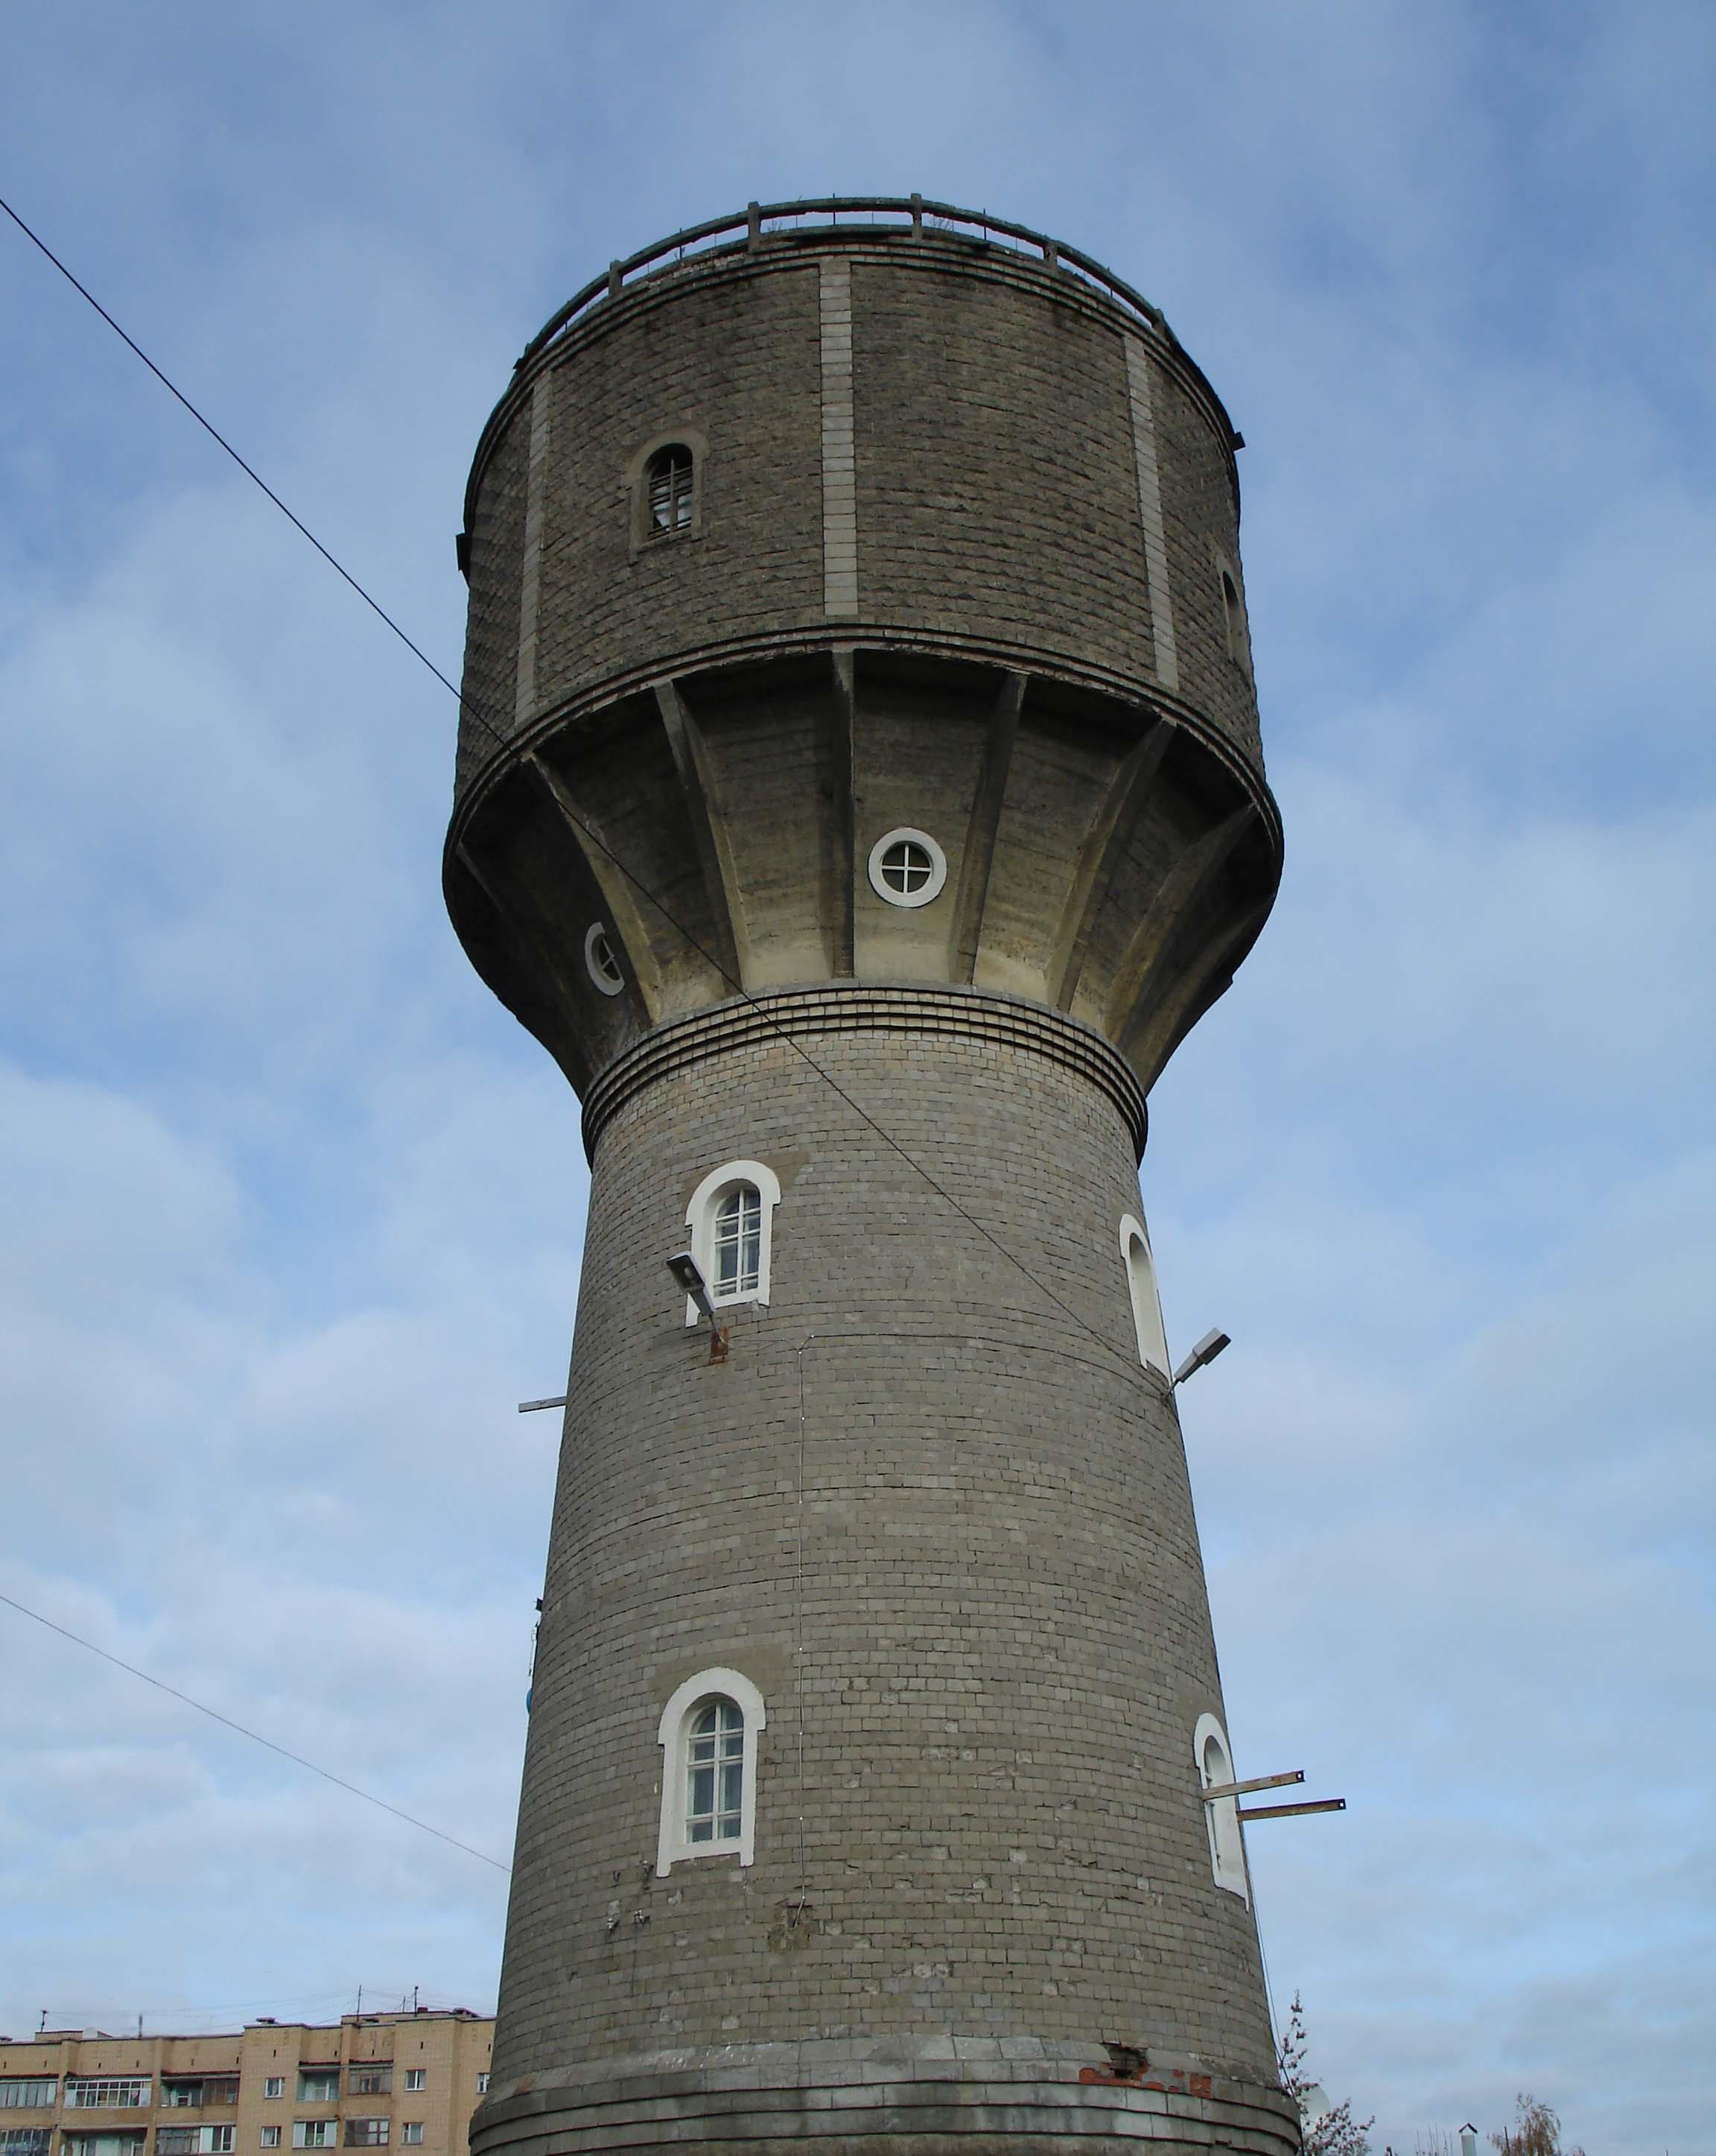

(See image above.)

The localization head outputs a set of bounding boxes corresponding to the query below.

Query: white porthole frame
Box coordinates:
[683,1158,781,1324]
[655,1667,766,1874]
[1118,1212,1171,1380]
[867,827,947,910]
[584,921,626,997]
[1194,1710,1250,1903]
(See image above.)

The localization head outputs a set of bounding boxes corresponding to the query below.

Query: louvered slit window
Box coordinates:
[713,1184,762,1298]
[646,444,694,534]
[686,1696,745,1844]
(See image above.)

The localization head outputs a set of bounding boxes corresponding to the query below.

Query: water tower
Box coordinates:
[448,197,1294,2156]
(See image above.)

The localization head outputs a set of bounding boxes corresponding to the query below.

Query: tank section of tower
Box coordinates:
[445,197,1297,2156]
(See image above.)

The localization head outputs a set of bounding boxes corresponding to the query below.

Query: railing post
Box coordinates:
[747,201,762,248]
[607,259,623,299]
[910,192,924,238]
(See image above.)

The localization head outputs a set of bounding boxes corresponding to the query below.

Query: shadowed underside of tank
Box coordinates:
[446,644,1277,1132]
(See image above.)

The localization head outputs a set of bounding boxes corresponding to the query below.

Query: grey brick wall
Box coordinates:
[491,998,1274,2090]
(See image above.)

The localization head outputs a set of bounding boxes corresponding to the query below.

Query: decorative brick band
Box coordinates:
[472,2037,1300,2156]
[580,984,1151,1162]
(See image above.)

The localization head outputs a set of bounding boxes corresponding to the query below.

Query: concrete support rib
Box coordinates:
[514,372,555,729]
[524,752,665,1018]
[1122,894,1275,1085]
[819,258,859,618]
[826,648,857,977]
[1124,336,1179,692]
[1104,804,1256,1044]
[653,678,751,992]
[1048,714,1176,1012]
[949,672,1026,983]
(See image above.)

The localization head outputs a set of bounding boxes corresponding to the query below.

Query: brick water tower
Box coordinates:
[448,197,1294,2156]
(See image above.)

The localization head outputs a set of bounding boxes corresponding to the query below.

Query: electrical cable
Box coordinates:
[0,1588,511,1875]
[0,200,1143,1370]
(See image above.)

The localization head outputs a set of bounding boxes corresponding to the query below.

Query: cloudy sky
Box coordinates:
[2,4,1712,2150]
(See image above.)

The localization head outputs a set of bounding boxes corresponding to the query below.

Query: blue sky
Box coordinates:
[1,4,1712,2150]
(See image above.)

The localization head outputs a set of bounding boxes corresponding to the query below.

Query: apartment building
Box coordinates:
[0,2011,492,2156]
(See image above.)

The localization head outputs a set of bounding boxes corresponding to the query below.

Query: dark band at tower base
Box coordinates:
[446,200,1297,2156]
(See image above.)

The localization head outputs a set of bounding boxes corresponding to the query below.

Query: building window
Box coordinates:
[262,2085,283,2105]
[0,2087,57,2112]
[157,2129,233,2154]
[655,1667,766,1873]
[1194,1710,1250,1903]
[1218,560,1252,675]
[1117,1213,1170,1377]
[346,2071,390,2099]
[682,1160,781,1322]
[343,2125,389,2150]
[294,2079,337,2108]
[474,2079,489,2098]
[261,2133,282,2149]
[713,1183,762,1298]
[66,2087,150,2113]
[290,2128,334,2150]
[63,2137,144,2156]
[644,444,695,536]
[1,2132,52,2156]
[401,2076,425,2096]
[583,922,625,998]
[866,827,947,910]
[400,2132,422,2148]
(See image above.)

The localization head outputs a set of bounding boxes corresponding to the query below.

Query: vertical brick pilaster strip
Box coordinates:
[819,259,859,619]
[514,371,555,729]
[1124,337,1178,692]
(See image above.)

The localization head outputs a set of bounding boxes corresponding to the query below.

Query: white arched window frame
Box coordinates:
[1194,1710,1250,1903]
[655,1667,766,1874]
[1118,1213,1171,1379]
[684,1159,781,1325]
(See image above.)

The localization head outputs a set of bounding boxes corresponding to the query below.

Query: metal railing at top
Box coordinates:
[515,196,1171,370]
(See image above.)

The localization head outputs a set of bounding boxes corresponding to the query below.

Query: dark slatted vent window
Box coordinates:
[646,444,694,534]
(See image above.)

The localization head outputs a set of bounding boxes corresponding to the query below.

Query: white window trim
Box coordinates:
[655,1666,766,1874]
[1118,1213,1170,1378]
[683,1160,781,1323]
[866,826,947,909]
[583,921,625,997]
[1195,1710,1250,1903]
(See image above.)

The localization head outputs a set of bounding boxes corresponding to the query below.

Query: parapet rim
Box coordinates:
[464,197,1244,527]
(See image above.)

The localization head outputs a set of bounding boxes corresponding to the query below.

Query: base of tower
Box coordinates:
[473,2038,1300,2156]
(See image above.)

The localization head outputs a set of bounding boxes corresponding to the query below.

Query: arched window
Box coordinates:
[683,1159,781,1322]
[1194,1710,1249,1901]
[1219,562,1252,673]
[645,443,695,535]
[1118,1212,1170,1378]
[655,1667,766,1872]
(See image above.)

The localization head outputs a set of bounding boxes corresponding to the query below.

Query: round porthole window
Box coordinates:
[867,828,947,910]
[584,922,626,996]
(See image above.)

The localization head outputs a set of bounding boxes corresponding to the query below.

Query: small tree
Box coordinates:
[1490,2095,1583,2156]
[1277,1994,1374,2156]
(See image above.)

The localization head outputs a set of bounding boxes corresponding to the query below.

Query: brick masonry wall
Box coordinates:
[493,1009,1275,2091]
[454,235,1263,805]
[533,264,824,711]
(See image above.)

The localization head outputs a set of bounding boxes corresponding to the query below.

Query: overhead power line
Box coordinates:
[0,1588,511,1874]
[0,192,1142,1379]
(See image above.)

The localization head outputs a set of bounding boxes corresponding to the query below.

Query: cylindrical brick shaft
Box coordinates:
[448,201,1294,2156]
